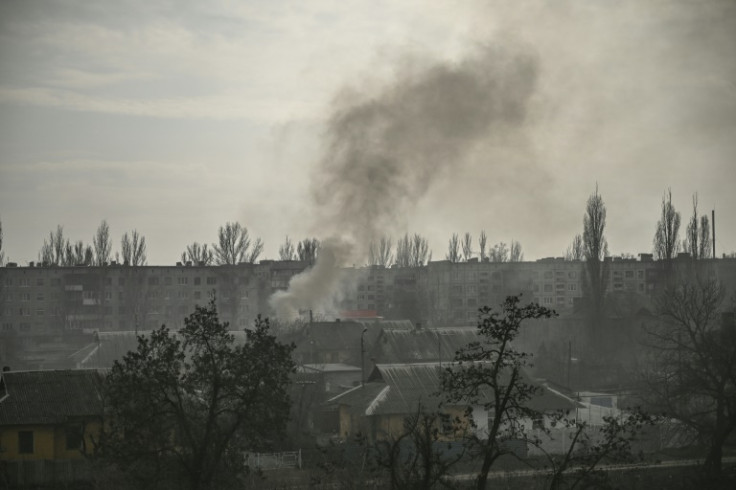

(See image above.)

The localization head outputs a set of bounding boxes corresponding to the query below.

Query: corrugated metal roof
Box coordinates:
[0,369,104,426]
[329,362,581,416]
[371,327,478,363]
[78,330,249,369]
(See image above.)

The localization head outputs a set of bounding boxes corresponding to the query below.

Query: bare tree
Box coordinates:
[565,234,584,261]
[683,193,712,260]
[297,238,320,265]
[583,185,608,336]
[478,230,487,262]
[653,188,681,261]
[395,233,431,267]
[509,240,523,262]
[410,233,431,267]
[368,235,393,267]
[461,232,473,262]
[699,215,712,259]
[246,237,264,264]
[39,225,68,265]
[488,242,508,262]
[395,234,411,267]
[278,236,296,261]
[0,218,5,266]
[373,407,465,489]
[93,219,112,266]
[121,230,147,266]
[182,242,214,265]
[643,276,735,478]
[446,233,460,263]
[66,240,93,266]
[213,222,262,265]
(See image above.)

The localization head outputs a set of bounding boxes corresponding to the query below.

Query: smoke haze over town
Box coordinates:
[1,0,735,264]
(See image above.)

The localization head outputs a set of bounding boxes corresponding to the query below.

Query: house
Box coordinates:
[0,369,104,461]
[328,362,581,444]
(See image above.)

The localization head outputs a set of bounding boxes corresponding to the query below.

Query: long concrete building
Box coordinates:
[1,254,735,365]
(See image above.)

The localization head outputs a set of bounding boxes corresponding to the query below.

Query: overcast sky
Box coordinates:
[1,0,735,265]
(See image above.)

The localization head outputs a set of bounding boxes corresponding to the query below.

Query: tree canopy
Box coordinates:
[100,299,295,490]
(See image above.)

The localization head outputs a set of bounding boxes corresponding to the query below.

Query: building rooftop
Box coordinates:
[0,369,104,426]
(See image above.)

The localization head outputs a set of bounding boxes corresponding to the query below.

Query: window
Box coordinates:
[194,291,201,300]
[65,425,84,451]
[36,292,44,301]
[36,278,44,286]
[178,277,188,285]
[440,413,455,435]
[35,308,45,316]
[543,284,553,292]
[164,277,172,286]
[20,293,30,302]
[148,277,159,286]
[18,431,34,454]
[568,283,577,291]
[625,270,634,279]
[194,277,201,285]
[206,277,217,285]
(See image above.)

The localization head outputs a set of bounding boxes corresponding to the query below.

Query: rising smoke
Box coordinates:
[270,42,540,320]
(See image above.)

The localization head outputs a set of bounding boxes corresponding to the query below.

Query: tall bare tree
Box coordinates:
[683,193,712,260]
[461,232,473,262]
[93,219,112,266]
[39,225,68,265]
[653,188,681,261]
[478,230,487,262]
[643,277,734,478]
[213,222,262,265]
[67,240,93,266]
[182,242,214,265]
[410,233,431,267]
[488,242,508,262]
[583,185,608,335]
[446,233,461,263]
[278,236,296,261]
[509,240,523,262]
[565,234,584,261]
[121,230,147,266]
[297,238,320,265]
[368,235,393,267]
[246,237,264,264]
[699,215,712,259]
[0,218,5,266]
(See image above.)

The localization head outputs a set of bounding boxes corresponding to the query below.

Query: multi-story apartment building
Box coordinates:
[1,255,734,344]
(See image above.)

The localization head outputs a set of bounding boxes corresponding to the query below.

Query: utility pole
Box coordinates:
[361,327,368,387]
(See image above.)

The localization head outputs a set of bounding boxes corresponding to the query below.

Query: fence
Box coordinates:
[245,450,302,470]
[0,459,92,487]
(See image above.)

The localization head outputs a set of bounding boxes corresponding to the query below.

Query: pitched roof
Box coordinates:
[0,369,104,426]
[371,327,479,364]
[328,362,581,416]
[78,330,250,369]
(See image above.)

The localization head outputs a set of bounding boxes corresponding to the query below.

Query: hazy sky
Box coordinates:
[1,0,735,265]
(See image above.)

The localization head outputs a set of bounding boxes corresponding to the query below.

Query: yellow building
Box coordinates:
[0,369,104,461]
